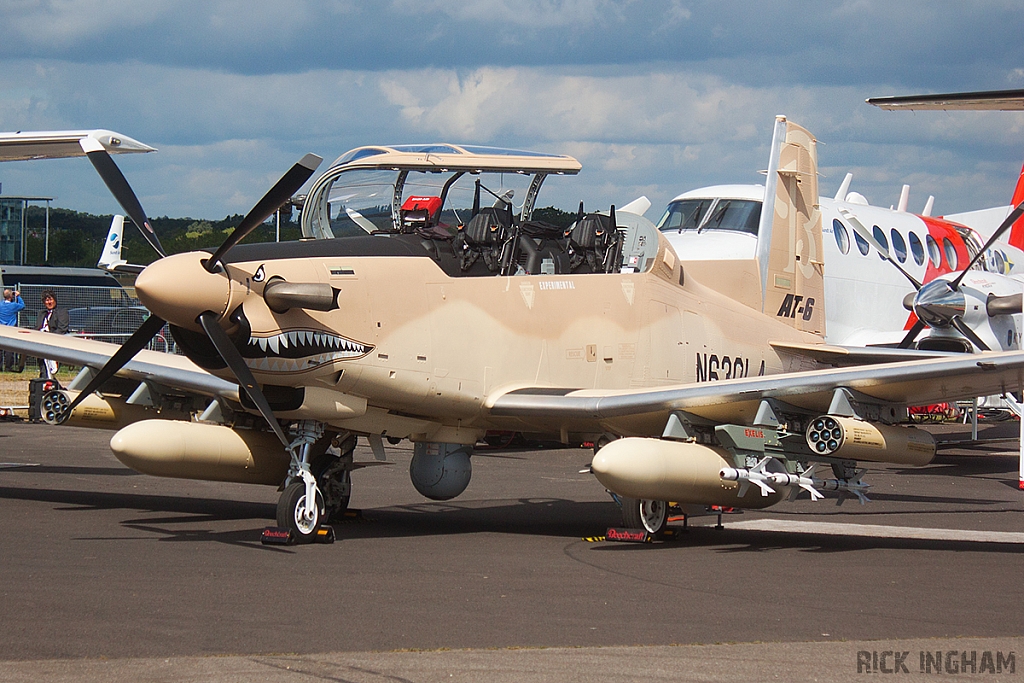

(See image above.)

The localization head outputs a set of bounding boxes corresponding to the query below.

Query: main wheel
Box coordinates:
[276,481,324,543]
[621,497,668,535]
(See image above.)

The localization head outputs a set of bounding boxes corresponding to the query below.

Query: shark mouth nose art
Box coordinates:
[242,329,373,372]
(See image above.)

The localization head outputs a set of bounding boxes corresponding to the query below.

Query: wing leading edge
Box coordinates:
[0,326,237,401]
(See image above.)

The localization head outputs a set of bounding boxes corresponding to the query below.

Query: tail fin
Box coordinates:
[755,116,825,336]
[1007,162,1024,250]
[97,215,125,271]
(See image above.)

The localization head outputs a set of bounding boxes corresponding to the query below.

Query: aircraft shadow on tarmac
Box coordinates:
[1,483,1021,555]
[914,453,1019,475]
[1,464,140,477]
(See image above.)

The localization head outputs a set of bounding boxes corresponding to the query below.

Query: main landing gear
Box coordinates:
[620,497,669,535]
[276,421,354,543]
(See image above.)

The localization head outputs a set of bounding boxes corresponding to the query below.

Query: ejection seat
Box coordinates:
[566,206,624,274]
[454,206,514,273]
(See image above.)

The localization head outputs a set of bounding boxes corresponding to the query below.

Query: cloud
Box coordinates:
[1,3,1024,222]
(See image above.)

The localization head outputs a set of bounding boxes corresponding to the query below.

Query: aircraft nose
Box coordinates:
[135,252,231,330]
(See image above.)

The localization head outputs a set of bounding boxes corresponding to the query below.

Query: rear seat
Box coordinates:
[566,208,623,273]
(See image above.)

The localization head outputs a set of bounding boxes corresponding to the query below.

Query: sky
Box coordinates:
[1,0,1024,229]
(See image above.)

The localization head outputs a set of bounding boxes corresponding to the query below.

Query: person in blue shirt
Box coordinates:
[0,289,25,371]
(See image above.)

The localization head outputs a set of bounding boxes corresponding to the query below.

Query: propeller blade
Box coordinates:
[897,320,926,349]
[80,138,166,258]
[65,313,168,413]
[839,208,921,290]
[205,153,322,272]
[198,311,289,448]
[950,200,1024,289]
[951,316,991,351]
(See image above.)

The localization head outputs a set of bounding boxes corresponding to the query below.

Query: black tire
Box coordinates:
[276,481,324,543]
[311,453,352,521]
[621,497,668,535]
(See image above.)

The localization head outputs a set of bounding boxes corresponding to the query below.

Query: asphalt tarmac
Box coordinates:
[1,419,1022,682]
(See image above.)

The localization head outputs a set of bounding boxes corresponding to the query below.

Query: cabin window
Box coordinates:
[832,219,850,254]
[872,225,888,260]
[890,229,907,263]
[925,234,941,267]
[908,231,925,266]
[854,231,870,256]
[990,250,1006,273]
[942,237,958,269]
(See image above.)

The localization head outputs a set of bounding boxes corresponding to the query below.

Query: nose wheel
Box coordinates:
[277,480,325,540]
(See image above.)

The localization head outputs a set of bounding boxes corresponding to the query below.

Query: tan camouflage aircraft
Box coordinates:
[3,119,1024,542]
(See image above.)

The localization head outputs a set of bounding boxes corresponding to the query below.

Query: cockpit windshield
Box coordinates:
[308,166,540,239]
[657,198,761,235]
[324,169,397,236]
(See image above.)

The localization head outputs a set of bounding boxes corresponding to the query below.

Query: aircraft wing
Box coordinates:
[0,130,155,162]
[867,89,1024,111]
[0,326,237,401]
[488,350,1024,432]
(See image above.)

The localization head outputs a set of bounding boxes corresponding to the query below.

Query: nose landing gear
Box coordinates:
[276,420,327,543]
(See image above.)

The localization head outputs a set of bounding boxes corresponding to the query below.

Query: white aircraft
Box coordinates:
[659,116,1024,354]
[868,88,1024,261]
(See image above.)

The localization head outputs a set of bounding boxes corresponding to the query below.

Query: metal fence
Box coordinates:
[8,283,178,357]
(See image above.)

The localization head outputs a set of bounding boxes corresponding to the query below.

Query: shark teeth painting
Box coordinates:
[242,329,373,373]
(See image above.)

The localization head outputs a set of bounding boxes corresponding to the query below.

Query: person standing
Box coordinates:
[0,289,25,372]
[37,289,69,378]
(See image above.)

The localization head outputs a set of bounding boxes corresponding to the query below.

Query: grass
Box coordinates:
[0,367,79,411]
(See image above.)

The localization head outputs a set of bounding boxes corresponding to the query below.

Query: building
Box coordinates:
[0,192,54,265]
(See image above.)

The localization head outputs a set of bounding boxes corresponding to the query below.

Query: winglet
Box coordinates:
[97,215,126,271]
